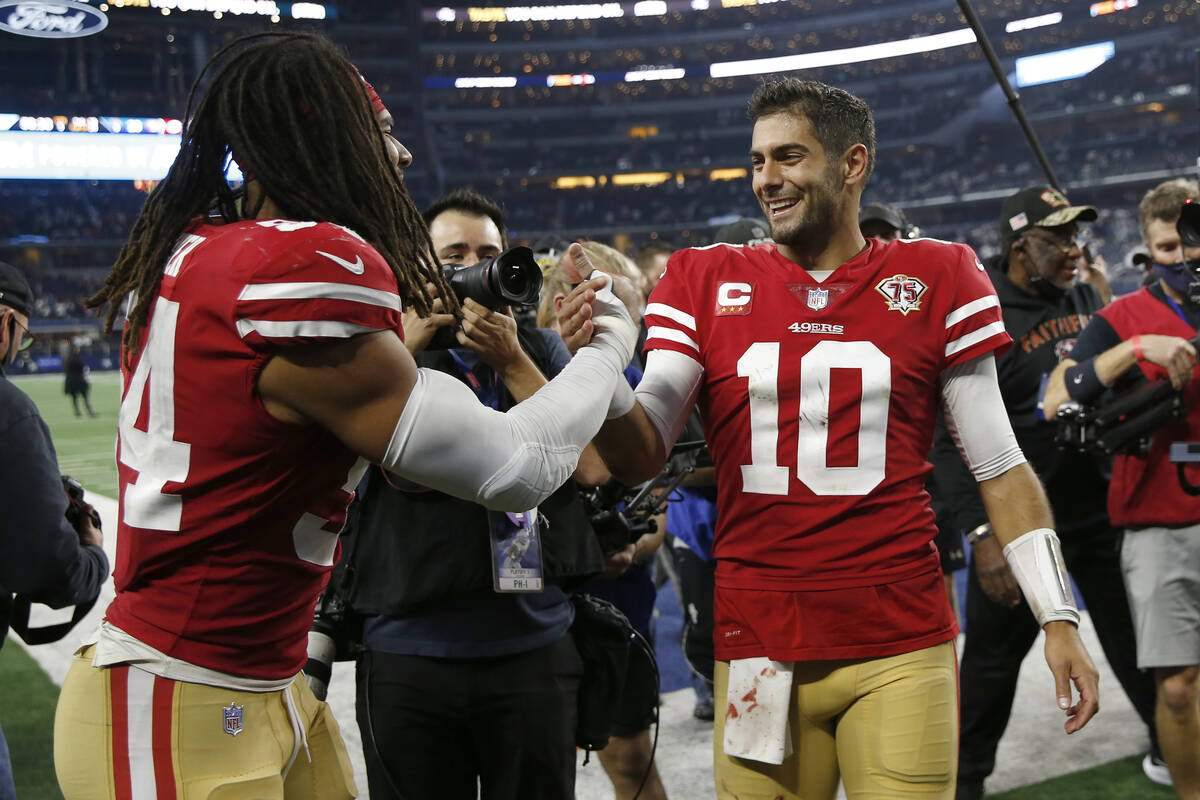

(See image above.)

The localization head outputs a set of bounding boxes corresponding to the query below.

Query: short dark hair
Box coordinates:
[748,78,875,181]
[423,188,507,246]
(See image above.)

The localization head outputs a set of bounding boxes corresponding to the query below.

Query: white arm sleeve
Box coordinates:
[380,272,637,512]
[939,353,1027,481]
[634,349,705,454]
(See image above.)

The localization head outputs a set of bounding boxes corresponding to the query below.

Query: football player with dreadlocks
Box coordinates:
[53,33,636,799]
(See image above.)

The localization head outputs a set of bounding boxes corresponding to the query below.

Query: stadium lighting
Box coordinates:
[611,171,672,186]
[633,0,666,14]
[1014,41,1116,88]
[0,130,243,181]
[291,2,326,19]
[1090,0,1137,16]
[624,67,685,81]
[467,3,622,22]
[709,27,978,78]
[454,76,519,88]
[553,175,597,188]
[709,167,747,181]
[1005,12,1062,33]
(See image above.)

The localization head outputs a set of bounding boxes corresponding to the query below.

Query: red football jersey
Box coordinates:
[106,218,403,679]
[645,237,1009,660]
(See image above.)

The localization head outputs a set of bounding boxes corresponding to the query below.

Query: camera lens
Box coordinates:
[486,246,542,307]
[1178,201,1200,249]
[498,261,530,297]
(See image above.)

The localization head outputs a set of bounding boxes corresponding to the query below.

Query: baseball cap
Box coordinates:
[0,261,32,317]
[713,218,772,247]
[859,202,906,232]
[1001,186,1097,243]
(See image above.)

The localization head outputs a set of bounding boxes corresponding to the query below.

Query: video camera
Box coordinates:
[1055,202,1200,457]
[427,245,543,349]
[1055,379,1187,457]
[582,439,709,555]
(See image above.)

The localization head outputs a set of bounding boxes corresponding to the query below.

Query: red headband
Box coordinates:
[360,76,386,116]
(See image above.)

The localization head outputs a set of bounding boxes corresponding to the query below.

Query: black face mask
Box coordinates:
[1152,260,1200,305]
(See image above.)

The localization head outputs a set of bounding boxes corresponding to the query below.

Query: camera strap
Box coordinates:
[9,595,96,645]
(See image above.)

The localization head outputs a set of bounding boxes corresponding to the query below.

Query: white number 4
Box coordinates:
[118,297,192,531]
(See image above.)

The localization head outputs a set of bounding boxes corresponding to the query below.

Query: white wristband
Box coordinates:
[1002,528,1080,627]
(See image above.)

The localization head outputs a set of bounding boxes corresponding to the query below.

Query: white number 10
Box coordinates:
[737,340,891,497]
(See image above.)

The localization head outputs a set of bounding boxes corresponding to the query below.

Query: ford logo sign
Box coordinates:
[0,0,108,39]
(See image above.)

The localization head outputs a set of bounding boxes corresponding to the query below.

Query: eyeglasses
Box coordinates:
[9,316,33,352]
[1023,226,1081,257]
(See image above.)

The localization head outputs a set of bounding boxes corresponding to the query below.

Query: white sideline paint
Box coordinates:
[18,493,1149,798]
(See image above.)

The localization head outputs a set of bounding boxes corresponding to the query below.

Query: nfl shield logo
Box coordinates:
[223,702,244,737]
[806,288,829,311]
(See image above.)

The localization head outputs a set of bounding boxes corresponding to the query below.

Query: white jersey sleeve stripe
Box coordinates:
[646,326,699,352]
[235,319,382,340]
[645,303,697,331]
[945,320,1007,357]
[238,281,401,311]
[944,295,1000,328]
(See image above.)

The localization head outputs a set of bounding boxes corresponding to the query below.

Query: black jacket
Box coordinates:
[0,368,109,647]
[931,261,1109,536]
[336,326,605,618]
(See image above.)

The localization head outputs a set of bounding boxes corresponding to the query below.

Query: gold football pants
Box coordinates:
[714,641,958,800]
[54,646,356,799]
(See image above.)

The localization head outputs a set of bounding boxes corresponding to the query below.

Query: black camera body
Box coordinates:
[584,480,659,556]
[61,474,101,531]
[1168,200,1200,305]
[427,245,543,350]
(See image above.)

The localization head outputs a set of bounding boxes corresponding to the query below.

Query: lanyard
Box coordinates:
[447,349,500,409]
[1162,292,1191,327]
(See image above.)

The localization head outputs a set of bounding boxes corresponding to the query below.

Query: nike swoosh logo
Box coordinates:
[1073,374,1083,384]
[316,250,365,275]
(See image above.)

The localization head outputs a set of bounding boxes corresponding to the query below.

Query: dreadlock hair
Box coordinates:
[89,31,451,366]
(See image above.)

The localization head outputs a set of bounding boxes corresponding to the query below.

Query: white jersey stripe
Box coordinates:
[944,295,1000,328]
[126,667,158,800]
[646,326,699,352]
[235,319,382,340]
[645,303,697,331]
[238,281,401,312]
[945,320,1007,357]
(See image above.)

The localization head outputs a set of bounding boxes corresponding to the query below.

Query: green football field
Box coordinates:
[0,369,1179,799]
[12,371,122,498]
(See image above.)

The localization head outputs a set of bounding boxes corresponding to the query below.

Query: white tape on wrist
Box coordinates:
[1002,528,1080,627]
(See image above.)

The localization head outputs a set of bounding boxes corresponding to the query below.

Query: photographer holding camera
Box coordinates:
[0,262,109,799]
[328,189,607,800]
[1043,178,1200,798]
[933,187,1159,799]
